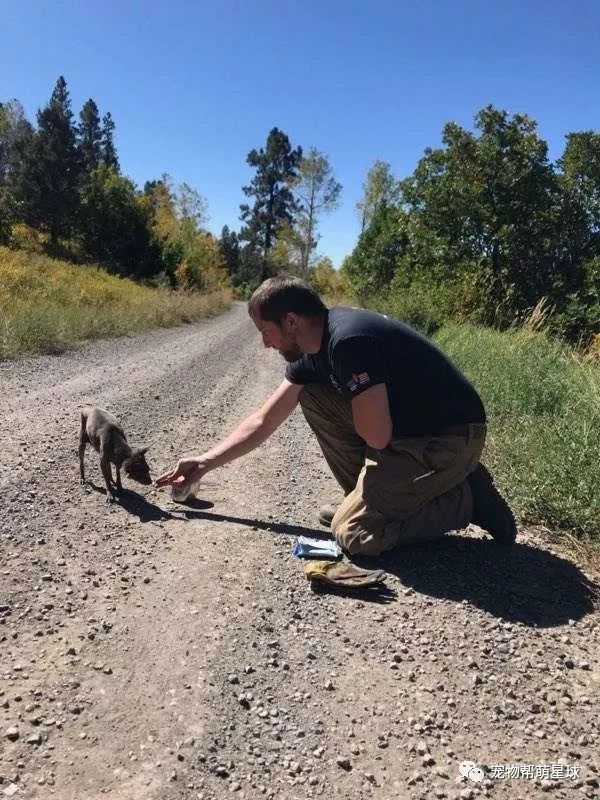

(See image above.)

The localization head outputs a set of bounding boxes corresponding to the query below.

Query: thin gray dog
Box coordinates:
[79,406,151,502]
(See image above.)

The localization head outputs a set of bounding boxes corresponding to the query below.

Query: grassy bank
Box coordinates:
[0,247,231,359]
[435,323,599,542]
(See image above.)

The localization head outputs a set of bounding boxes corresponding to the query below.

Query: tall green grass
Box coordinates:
[436,323,599,540]
[0,246,231,358]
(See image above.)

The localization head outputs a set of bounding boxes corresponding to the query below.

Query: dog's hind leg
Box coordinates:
[79,412,88,485]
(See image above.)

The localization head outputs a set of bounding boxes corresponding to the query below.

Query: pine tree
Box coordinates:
[219,225,241,282]
[78,99,103,175]
[101,112,119,172]
[12,76,82,246]
[239,127,302,280]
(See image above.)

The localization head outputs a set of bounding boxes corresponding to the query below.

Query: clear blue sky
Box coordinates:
[2,1,599,266]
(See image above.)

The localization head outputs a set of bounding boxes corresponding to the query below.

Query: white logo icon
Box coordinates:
[459,761,484,782]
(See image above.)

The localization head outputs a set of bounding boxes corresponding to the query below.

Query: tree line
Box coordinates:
[344,107,600,342]
[3,80,596,341]
[0,77,230,289]
[0,77,342,294]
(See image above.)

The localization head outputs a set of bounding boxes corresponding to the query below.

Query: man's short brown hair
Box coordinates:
[248,276,328,324]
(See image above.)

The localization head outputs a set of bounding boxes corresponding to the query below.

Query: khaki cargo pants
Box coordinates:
[300,384,486,556]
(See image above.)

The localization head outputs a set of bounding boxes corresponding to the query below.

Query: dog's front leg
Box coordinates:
[100,455,116,503]
[115,466,123,492]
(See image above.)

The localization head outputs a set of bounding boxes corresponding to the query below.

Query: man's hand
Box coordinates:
[155,457,210,489]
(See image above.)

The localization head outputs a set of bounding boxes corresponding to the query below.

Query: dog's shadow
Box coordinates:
[84,482,214,523]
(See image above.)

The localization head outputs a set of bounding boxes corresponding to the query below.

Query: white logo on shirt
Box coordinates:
[329,374,343,393]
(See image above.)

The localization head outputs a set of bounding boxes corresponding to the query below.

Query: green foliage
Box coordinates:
[378,266,470,336]
[2,78,224,288]
[173,229,228,291]
[3,80,347,299]
[238,245,264,292]
[309,256,349,305]
[559,131,600,246]
[143,174,227,290]
[219,225,242,282]
[100,112,119,172]
[0,100,33,243]
[435,323,600,539]
[547,256,600,343]
[343,206,409,302]
[79,165,161,278]
[344,105,600,343]
[401,107,557,309]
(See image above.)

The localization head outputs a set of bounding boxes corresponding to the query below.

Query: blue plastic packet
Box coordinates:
[293,536,342,560]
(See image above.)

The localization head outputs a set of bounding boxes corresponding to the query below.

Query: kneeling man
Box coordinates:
[157,277,517,555]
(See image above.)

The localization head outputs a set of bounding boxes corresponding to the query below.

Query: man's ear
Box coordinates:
[285,312,300,331]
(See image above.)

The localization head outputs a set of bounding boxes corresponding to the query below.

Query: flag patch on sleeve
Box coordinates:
[347,371,371,392]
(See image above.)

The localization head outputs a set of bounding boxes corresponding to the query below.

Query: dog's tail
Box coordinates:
[79,406,91,441]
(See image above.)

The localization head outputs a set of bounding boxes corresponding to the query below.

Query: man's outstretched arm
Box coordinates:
[156,379,303,488]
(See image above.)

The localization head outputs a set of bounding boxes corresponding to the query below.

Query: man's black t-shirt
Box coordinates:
[285,306,485,437]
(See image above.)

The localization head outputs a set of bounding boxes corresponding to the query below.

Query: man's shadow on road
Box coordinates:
[354,532,599,628]
[180,507,598,626]
[178,505,331,537]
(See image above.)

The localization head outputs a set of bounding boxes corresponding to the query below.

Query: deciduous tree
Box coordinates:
[356,160,398,232]
[0,100,33,242]
[79,165,160,277]
[293,148,341,276]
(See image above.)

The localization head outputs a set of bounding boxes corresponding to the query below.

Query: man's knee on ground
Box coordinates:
[331,515,389,557]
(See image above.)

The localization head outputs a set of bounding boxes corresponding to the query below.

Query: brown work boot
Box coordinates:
[467,464,517,545]
[318,502,339,528]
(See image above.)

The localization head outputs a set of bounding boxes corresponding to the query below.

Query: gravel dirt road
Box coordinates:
[1,303,598,800]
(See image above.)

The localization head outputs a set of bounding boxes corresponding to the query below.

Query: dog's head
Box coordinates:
[123,447,151,485]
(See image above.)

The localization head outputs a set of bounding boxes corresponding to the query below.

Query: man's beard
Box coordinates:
[280,341,303,362]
